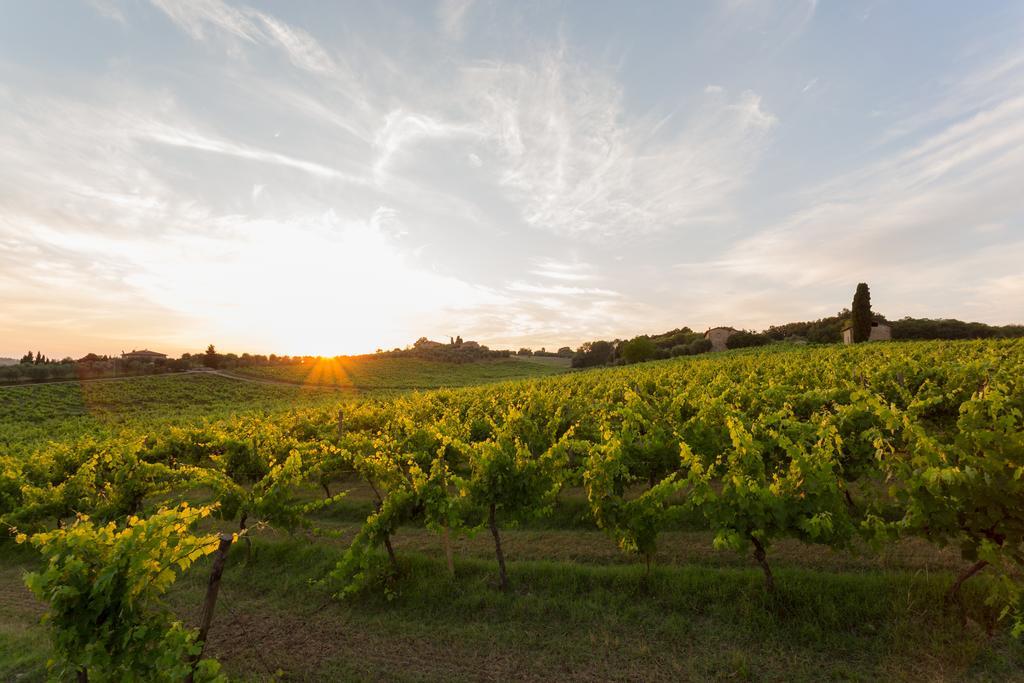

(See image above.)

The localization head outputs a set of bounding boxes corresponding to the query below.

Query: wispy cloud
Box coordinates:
[462,54,777,237]
[149,0,337,74]
[149,0,261,43]
[141,120,368,183]
[528,259,597,282]
[695,46,1024,323]
[438,0,476,41]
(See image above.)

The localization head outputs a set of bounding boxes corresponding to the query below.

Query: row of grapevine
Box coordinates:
[3,339,1023,677]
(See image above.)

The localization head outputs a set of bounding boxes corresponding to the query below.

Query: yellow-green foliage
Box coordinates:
[4,339,1024,647]
[18,504,227,681]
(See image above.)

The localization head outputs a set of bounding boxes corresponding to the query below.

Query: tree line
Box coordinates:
[570,282,1024,369]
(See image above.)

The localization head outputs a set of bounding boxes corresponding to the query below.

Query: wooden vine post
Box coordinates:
[442,523,455,577]
[488,503,509,591]
[186,533,234,683]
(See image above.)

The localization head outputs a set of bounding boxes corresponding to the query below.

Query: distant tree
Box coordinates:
[557,346,573,357]
[764,309,850,344]
[204,344,219,369]
[35,351,43,365]
[726,330,770,349]
[572,340,615,368]
[455,336,463,346]
[689,338,712,355]
[649,327,700,349]
[517,348,532,356]
[851,283,873,343]
[619,336,658,364]
[888,317,1024,341]
[21,351,34,364]
[670,339,712,357]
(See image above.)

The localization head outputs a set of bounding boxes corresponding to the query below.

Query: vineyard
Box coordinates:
[2,340,1024,680]
[227,355,570,388]
[0,373,346,457]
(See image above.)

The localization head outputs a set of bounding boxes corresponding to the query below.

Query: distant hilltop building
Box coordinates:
[704,327,738,352]
[842,321,892,344]
[414,337,481,350]
[121,349,168,362]
[412,337,446,350]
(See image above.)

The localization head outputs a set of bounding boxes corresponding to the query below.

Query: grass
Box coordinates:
[3,520,1022,682]
[165,545,1024,682]
[228,355,572,389]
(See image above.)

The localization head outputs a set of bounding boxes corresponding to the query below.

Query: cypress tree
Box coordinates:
[851,283,873,343]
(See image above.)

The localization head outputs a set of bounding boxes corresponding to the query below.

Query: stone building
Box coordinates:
[704,327,738,352]
[121,349,168,362]
[841,321,892,344]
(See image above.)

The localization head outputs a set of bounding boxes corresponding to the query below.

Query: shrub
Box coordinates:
[689,339,712,354]
[619,337,658,364]
[726,331,769,349]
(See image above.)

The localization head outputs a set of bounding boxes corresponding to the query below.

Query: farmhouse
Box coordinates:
[704,327,738,352]
[121,349,168,362]
[841,321,892,344]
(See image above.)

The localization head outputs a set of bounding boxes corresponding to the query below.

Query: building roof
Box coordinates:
[122,349,167,357]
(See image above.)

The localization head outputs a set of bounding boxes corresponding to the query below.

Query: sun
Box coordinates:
[126,213,498,357]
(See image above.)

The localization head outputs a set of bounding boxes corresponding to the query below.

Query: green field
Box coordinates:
[229,355,571,388]
[2,341,1023,681]
[0,373,342,457]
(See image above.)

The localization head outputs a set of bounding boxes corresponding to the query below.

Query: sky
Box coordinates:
[2,1,1024,358]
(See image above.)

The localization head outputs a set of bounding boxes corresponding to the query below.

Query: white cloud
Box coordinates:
[438,0,475,41]
[250,11,337,74]
[150,0,261,43]
[528,258,597,282]
[87,0,127,24]
[372,110,477,176]
[150,0,338,75]
[141,120,368,183]
[462,56,777,237]
[675,47,1024,327]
